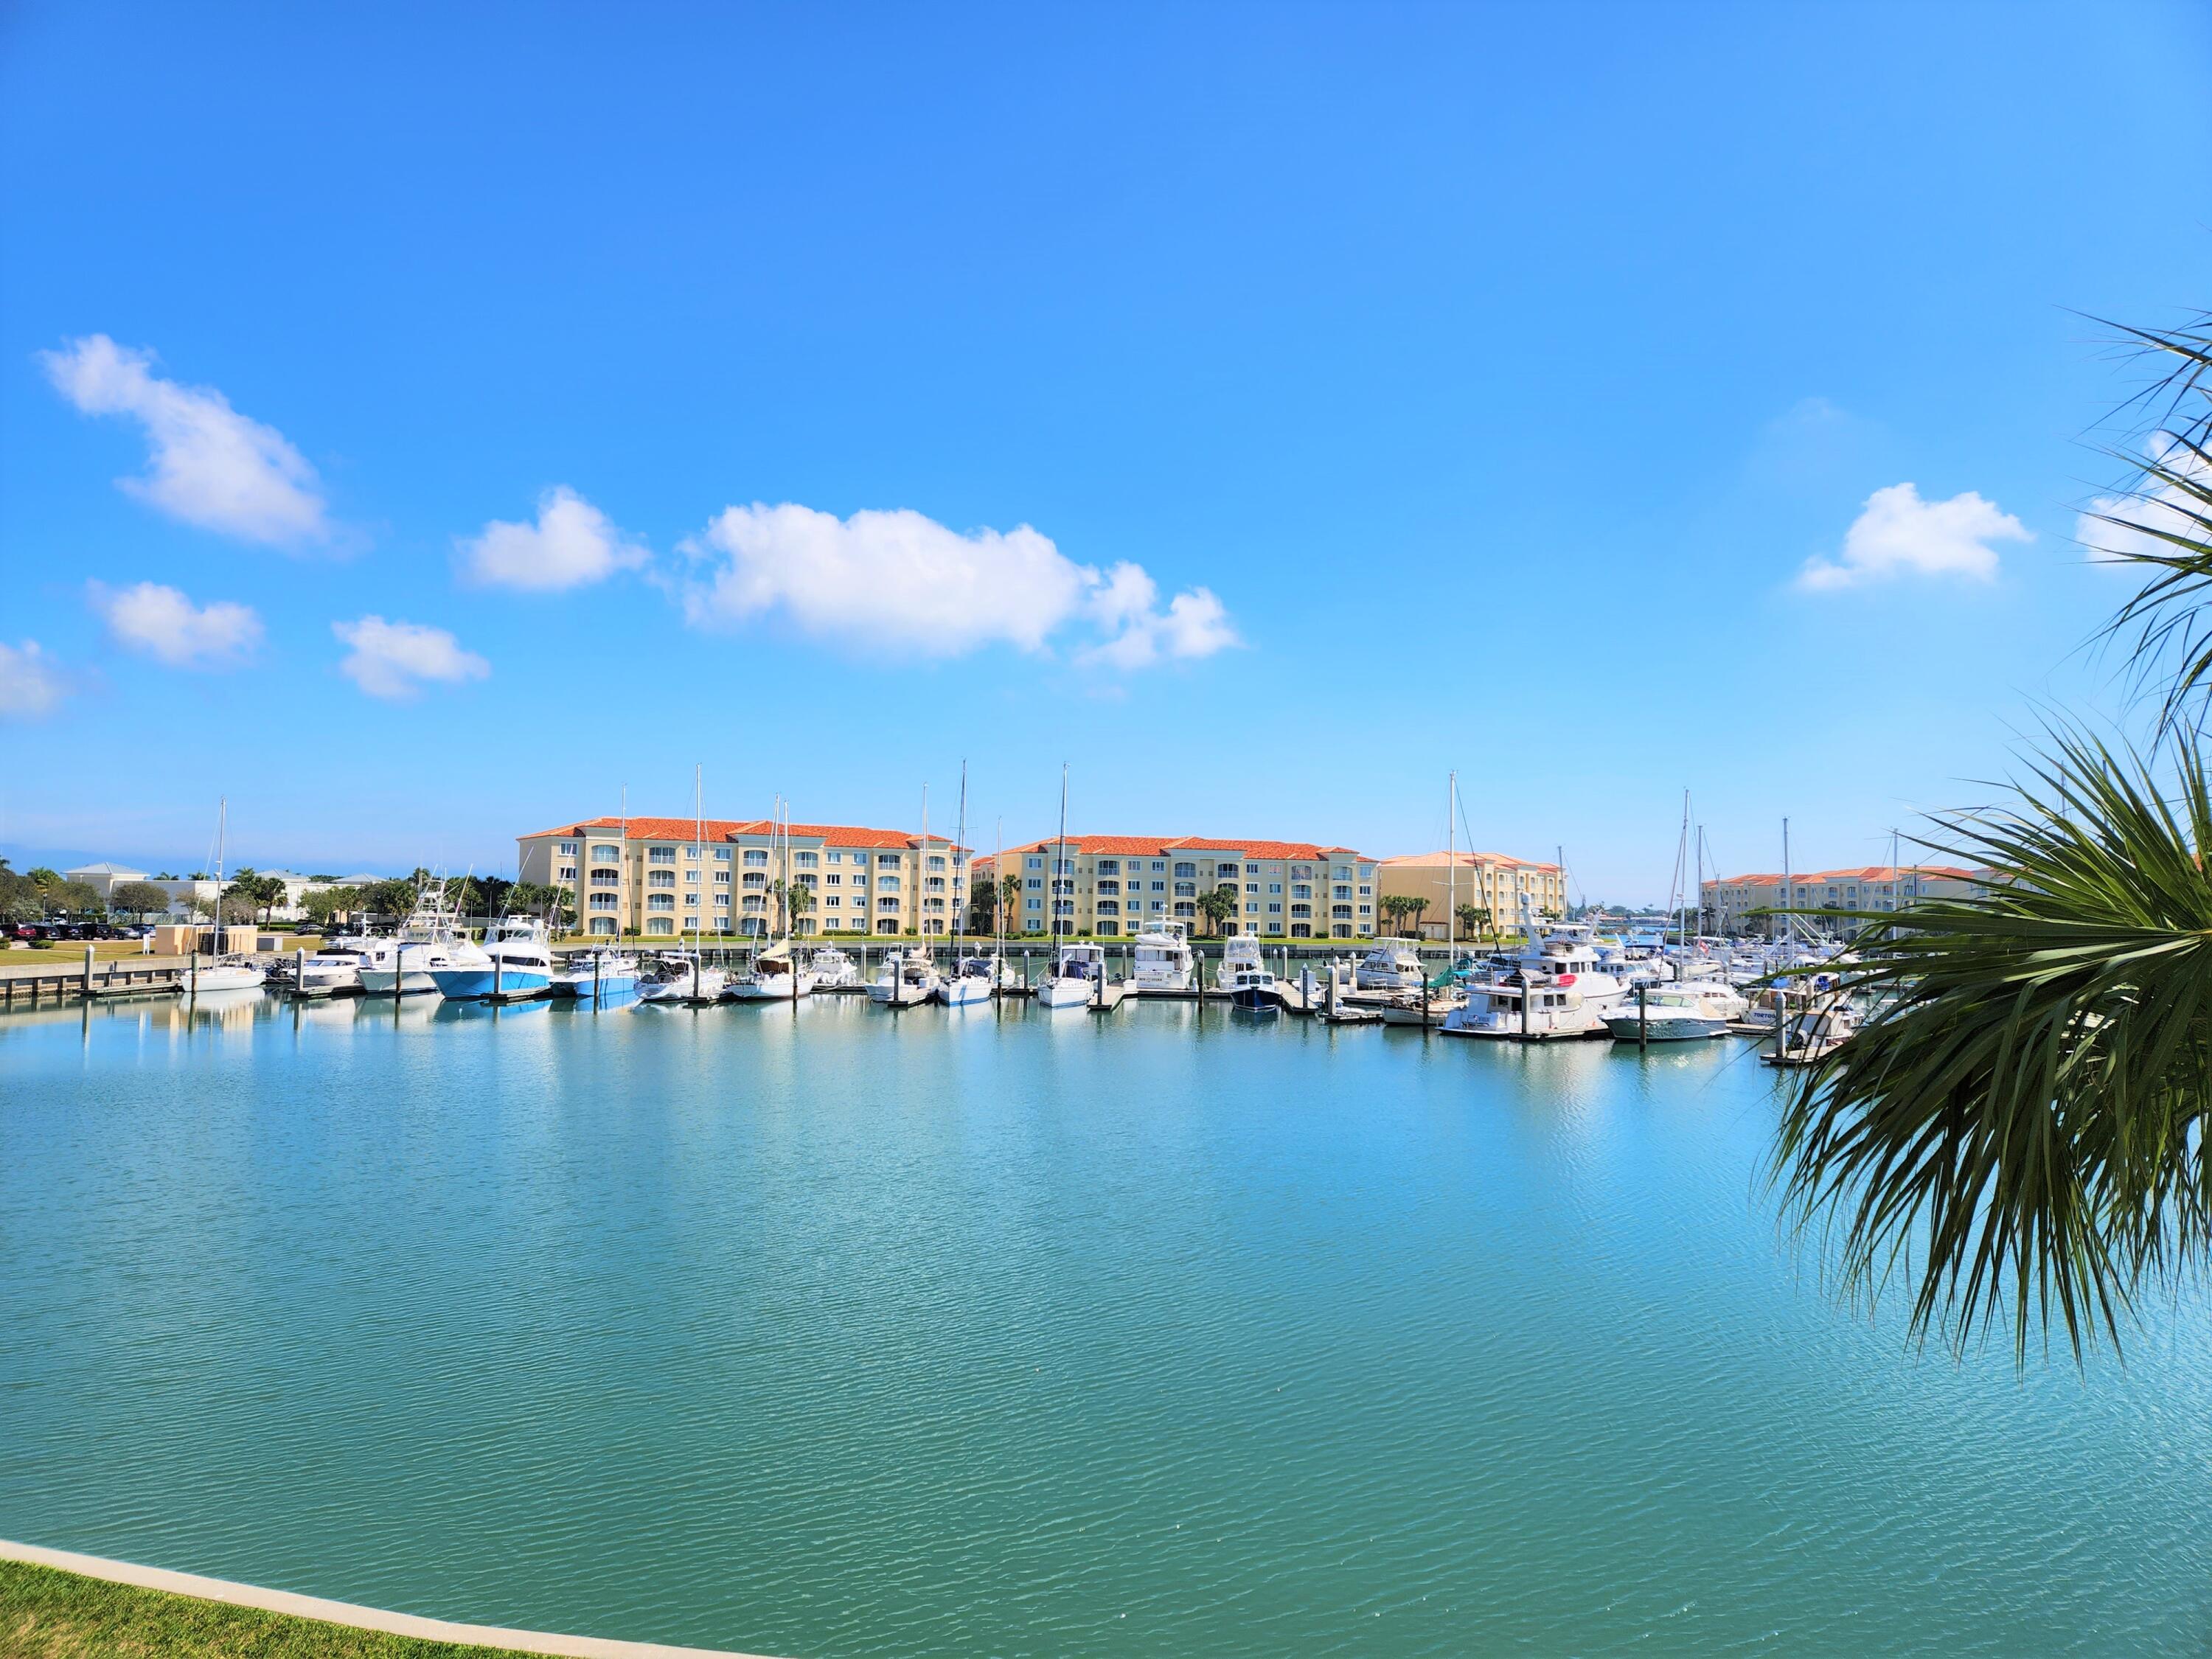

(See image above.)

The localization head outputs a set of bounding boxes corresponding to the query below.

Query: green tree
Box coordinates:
[300,886,361,928]
[1405,897,1430,938]
[111,880,176,919]
[1781,312,2212,1360]
[1455,902,1485,942]
[998,873,1023,935]
[1377,894,1410,935]
[363,878,420,921]
[787,877,815,935]
[1196,885,1239,938]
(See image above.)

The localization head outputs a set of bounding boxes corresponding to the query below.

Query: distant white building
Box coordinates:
[63,861,148,899]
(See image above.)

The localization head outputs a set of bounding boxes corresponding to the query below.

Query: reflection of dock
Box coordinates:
[2,954,189,1006]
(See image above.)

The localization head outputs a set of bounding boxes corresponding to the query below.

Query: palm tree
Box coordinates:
[1455,902,1485,943]
[1780,312,2212,1360]
[1196,886,1239,938]
[998,873,1023,936]
[1405,897,1430,939]
[787,878,815,935]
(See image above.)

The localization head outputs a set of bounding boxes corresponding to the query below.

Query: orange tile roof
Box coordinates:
[1709,865,1977,886]
[522,815,967,853]
[1380,850,1561,872]
[986,834,1371,863]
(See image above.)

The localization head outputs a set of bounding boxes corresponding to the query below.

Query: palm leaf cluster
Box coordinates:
[1776,734,2212,1360]
[1778,314,2212,1359]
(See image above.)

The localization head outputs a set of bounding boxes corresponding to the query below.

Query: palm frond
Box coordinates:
[1774,728,2212,1363]
[2088,313,2212,728]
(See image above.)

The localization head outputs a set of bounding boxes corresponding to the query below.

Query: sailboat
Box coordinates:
[1034,765,1125,1010]
[639,765,728,1004]
[936,762,996,1006]
[184,797,266,992]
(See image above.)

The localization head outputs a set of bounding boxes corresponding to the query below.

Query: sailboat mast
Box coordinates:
[1446,770,1457,957]
[1056,762,1068,942]
[693,763,703,955]
[953,761,968,953]
[919,784,930,949]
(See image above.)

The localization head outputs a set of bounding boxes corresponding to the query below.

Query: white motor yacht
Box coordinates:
[869,949,941,1007]
[1764,998,1858,1066]
[1037,942,1114,1008]
[550,950,640,998]
[358,882,465,996]
[639,952,728,1004]
[1354,939,1426,991]
[296,936,372,994]
[805,945,860,989]
[1130,919,1196,995]
[428,916,555,1000]
[1603,978,1748,1042]
[728,939,819,1001]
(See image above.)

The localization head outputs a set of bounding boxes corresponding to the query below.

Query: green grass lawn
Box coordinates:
[0,1559,544,1658]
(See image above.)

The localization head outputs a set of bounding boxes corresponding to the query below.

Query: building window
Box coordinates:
[1217,863,1238,877]
[650,871,675,888]
[742,872,765,888]
[878,918,899,933]
[588,893,617,910]
[1290,922,1312,939]
[591,869,619,887]
[1097,859,1119,875]
[589,916,616,936]
[1244,883,1259,894]
[1267,902,1281,913]
[557,866,577,881]
[1291,903,1312,919]
[928,855,946,872]
[648,894,674,911]
[714,871,730,885]
[1028,856,1044,870]
[647,917,675,936]
[827,851,844,863]
[796,852,818,868]
[1332,905,1352,919]
[744,850,768,866]
[1097,900,1119,915]
[1174,901,1195,917]
[1292,884,1312,900]
[1097,880,1120,895]
[880,876,900,891]
[591,846,619,864]
[1175,862,1197,879]
[557,841,578,855]
[649,846,675,864]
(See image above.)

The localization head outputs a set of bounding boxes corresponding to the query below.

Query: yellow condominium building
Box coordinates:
[517,815,969,939]
[1375,852,1565,939]
[1698,864,1982,935]
[975,836,1380,939]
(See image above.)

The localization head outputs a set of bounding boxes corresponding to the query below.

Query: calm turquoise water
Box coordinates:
[1,991,2207,1656]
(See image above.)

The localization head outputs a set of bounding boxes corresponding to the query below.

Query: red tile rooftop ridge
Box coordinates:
[1707,865,1978,885]
[987,835,1373,861]
[1379,850,1561,872]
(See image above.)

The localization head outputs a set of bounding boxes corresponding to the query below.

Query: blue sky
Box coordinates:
[2,1,2207,902]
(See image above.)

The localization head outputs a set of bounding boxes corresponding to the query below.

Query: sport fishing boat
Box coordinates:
[1130,920,1196,994]
[429,916,554,1000]
[1217,936,1281,1012]
[358,880,465,995]
[549,949,640,999]
[639,951,728,1004]
[869,949,941,1007]
[805,945,860,988]
[1354,940,1426,992]
[1601,978,1749,1042]
[1037,942,1116,1009]
[728,939,818,1001]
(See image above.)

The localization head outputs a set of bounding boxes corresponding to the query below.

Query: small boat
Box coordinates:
[869,950,940,1007]
[1037,942,1116,1009]
[639,952,729,1004]
[1130,920,1197,995]
[936,953,1002,1006]
[1378,988,1460,1026]
[1764,1000,1857,1067]
[1354,940,1427,992]
[728,939,818,1001]
[1603,978,1748,1043]
[804,946,860,989]
[295,939,371,994]
[184,959,266,992]
[550,950,641,999]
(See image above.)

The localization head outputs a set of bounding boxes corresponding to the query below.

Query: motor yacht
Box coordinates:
[869,949,941,1007]
[1764,998,1858,1067]
[1602,978,1748,1042]
[550,950,640,999]
[1130,919,1196,995]
[296,936,372,994]
[1217,936,1281,1011]
[358,882,465,995]
[1354,939,1427,991]
[430,916,555,1000]
[639,951,728,1004]
[728,939,818,1001]
[805,945,860,989]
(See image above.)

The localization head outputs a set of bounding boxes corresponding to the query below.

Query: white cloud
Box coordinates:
[1799,481,2030,592]
[2076,434,2212,568]
[332,616,490,700]
[89,581,262,668]
[0,641,65,720]
[677,501,1237,667]
[458,486,647,591]
[38,334,330,547]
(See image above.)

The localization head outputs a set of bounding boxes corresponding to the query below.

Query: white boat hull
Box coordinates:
[186,964,265,992]
[936,975,993,1006]
[1036,978,1095,1008]
[728,973,818,1001]
[1603,1012,1730,1042]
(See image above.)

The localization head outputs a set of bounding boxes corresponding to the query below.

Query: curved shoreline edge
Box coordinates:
[0,1538,784,1659]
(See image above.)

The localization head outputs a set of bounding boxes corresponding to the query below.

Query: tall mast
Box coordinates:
[1057,762,1068,942]
[919,783,930,945]
[953,760,968,953]
[995,815,1005,956]
[693,763,703,955]
[215,795,226,941]
[1446,770,1457,957]
[1781,816,1792,947]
